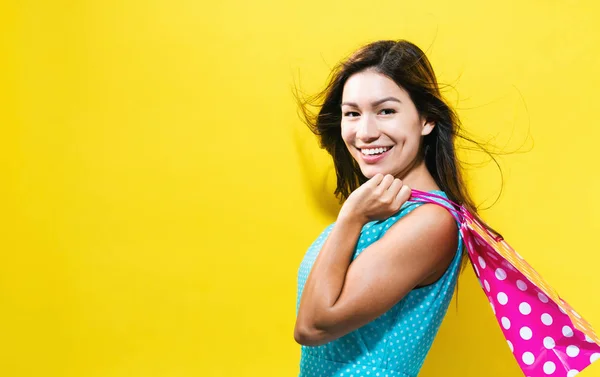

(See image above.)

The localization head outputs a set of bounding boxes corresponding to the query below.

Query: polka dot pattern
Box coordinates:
[296,191,463,376]
[542,313,553,326]
[462,224,600,377]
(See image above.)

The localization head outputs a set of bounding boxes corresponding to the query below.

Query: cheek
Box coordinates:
[340,125,355,145]
[390,123,420,143]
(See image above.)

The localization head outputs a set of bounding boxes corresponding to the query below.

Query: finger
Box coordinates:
[367,173,385,188]
[380,178,403,203]
[378,174,396,192]
[393,185,412,209]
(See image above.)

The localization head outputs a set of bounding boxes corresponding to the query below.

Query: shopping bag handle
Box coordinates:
[410,189,503,242]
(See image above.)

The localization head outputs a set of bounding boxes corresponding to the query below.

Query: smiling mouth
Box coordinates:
[359,146,393,156]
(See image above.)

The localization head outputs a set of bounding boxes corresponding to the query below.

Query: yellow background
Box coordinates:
[2,1,600,376]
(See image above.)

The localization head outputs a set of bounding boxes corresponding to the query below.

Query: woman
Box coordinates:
[294,40,488,377]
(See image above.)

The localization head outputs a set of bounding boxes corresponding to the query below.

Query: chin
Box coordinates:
[360,167,389,179]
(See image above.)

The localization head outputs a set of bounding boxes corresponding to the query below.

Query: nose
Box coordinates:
[355,114,380,142]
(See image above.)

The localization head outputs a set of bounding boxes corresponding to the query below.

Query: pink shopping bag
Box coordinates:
[410,190,600,377]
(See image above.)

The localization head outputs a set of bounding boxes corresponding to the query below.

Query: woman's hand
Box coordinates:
[339,173,412,224]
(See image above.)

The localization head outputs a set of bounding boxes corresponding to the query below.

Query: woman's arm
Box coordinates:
[294,200,458,346]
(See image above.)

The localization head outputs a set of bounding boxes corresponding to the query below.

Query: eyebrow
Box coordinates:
[341,96,402,108]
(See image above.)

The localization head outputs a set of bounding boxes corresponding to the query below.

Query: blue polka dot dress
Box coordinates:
[296,191,464,377]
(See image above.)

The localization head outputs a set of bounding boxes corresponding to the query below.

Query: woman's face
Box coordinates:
[340,70,434,180]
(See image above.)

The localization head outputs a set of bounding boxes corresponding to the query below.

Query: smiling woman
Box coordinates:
[293,40,498,377]
[340,72,435,181]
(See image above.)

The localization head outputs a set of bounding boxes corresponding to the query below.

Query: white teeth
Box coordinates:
[361,147,390,155]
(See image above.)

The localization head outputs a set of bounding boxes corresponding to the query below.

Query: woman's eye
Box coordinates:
[380,108,396,115]
[343,111,360,117]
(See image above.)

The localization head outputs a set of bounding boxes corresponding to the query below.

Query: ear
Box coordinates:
[421,119,435,136]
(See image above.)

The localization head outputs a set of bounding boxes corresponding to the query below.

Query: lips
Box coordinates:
[358,146,393,163]
[360,146,392,156]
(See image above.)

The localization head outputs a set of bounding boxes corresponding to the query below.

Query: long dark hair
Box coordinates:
[295,39,503,273]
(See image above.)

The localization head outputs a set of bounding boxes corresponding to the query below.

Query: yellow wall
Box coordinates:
[2,1,600,376]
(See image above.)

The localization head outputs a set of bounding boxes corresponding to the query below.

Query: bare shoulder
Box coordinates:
[384,201,459,284]
[397,201,458,237]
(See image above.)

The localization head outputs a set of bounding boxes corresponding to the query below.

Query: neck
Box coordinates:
[394,158,440,192]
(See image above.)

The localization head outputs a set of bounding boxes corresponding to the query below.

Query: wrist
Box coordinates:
[337,208,368,227]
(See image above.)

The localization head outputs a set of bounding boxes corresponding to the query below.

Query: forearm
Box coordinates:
[297,214,365,330]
